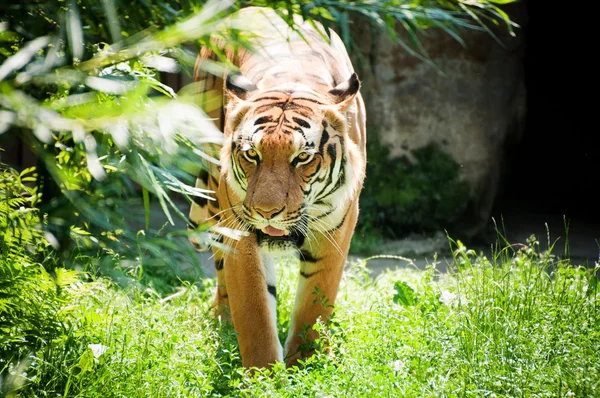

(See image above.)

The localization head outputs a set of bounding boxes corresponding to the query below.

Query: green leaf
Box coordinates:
[75,348,95,377]
[393,281,418,306]
[143,187,150,231]
[54,268,79,287]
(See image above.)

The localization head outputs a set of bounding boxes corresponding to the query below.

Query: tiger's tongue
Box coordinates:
[263,225,287,237]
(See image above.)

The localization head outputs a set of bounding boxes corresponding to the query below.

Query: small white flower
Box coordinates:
[88,344,109,359]
[440,290,456,306]
[392,360,405,373]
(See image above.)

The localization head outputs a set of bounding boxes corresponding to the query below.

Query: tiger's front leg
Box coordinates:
[284,202,358,367]
[222,233,283,369]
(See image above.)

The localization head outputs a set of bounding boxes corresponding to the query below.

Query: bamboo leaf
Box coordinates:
[0,36,50,81]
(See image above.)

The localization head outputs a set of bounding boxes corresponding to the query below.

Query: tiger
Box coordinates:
[188,6,366,370]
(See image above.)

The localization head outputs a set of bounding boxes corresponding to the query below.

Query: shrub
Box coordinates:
[0,164,80,394]
[353,139,470,251]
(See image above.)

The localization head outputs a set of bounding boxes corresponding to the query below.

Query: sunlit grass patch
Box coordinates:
[4,235,599,397]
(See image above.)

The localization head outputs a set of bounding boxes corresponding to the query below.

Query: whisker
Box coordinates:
[207,202,243,221]
[304,211,344,255]
[304,214,344,257]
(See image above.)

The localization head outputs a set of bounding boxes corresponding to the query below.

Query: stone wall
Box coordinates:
[349,3,528,237]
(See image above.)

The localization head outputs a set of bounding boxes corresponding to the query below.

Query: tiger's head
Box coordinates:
[220,72,362,249]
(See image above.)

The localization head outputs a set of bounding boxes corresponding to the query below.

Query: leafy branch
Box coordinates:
[248,0,520,69]
[0,0,520,279]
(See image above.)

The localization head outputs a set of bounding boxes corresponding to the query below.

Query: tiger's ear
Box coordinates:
[226,72,257,101]
[328,72,360,111]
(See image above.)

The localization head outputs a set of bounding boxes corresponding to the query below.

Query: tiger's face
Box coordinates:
[220,72,360,250]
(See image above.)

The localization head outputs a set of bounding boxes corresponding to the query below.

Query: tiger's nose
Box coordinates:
[255,206,284,220]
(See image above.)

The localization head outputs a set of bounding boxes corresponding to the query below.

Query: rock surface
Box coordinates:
[348,4,528,237]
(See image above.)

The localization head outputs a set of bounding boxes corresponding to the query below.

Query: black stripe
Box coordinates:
[326,143,338,183]
[319,129,330,153]
[192,195,208,207]
[231,154,247,190]
[284,103,313,111]
[315,207,335,220]
[215,258,224,270]
[304,166,319,181]
[267,284,277,298]
[338,160,346,188]
[254,116,273,125]
[208,200,220,211]
[302,186,312,196]
[292,126,306,137]
[209,174,219,187]
[251,96,285,102]
[316,164,345,202]
[255,102,314,113]
[326,210,348,233]
[220,98,225,131]
[270,207,285,218]
[315,136,346,201]
[197,169,209,185]
[293,97,325,105]
[315,157,345,202]
[293,117,311,129]
[314,142,339,200]
[300,269,322,278]
[231,155,244,186]
[294,110,314,118]
[294,232,305,248]
[225,185,248,226]
[256,103,286,112]
[299,249,320,263]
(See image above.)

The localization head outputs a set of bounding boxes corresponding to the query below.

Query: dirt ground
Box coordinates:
[355,212,599,278]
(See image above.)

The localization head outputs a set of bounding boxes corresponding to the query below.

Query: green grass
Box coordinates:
[2,235,599,397]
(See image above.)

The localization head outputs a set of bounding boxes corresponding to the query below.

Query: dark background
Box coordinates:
[492,0,599,224]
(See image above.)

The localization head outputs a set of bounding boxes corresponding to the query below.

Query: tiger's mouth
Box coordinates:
[256,228,305,249]
[262,225,288,236]
[241,213,306,238]
[250,215,308,249]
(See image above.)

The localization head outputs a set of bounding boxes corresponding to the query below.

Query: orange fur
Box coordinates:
[188,7,366,370]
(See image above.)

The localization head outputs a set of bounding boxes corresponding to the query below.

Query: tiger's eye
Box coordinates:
[297,152,310,161]
[247,148,257,158]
